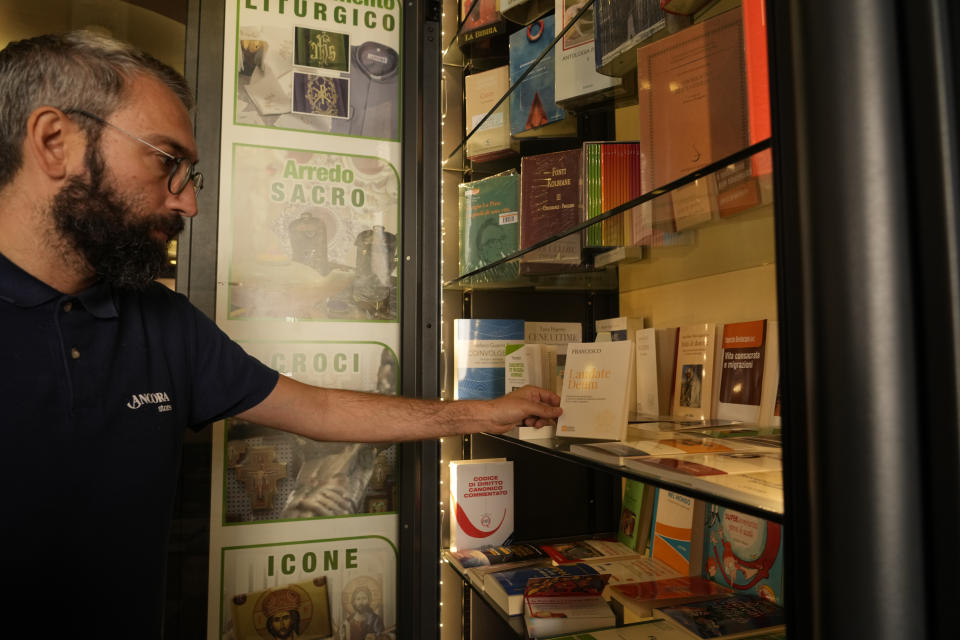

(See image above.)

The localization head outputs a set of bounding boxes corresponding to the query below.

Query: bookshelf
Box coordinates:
[437,0,785,637]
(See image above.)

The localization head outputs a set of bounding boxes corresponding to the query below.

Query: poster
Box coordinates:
[211,2,403,638]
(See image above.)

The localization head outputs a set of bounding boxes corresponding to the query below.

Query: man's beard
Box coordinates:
[50,146,184,290]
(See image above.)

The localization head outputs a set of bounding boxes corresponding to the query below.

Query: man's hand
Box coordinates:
[479,385,563,434]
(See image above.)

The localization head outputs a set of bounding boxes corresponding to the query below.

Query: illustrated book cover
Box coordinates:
[509,14,577,138]
[554,0,622,107]
[458,171,521,281]
[701,506,785,605]
[654,594,786,639]
[448,458,514,551]
[671,323,720,421]
[484,562,601,615]
[716,320,779,425]
[646,488,705,575]
[523,574,615,638]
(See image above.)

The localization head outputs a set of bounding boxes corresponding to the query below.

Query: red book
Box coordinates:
[608,575,732,623]
[743,0,772,176]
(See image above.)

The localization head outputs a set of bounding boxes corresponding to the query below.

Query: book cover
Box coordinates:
[484,562,600,615]
[524,574,615,638]
[506,343,546,392]
[554,0,622,107]
[448,458,514,551]
[464,66,517,162]
[229,578,333,640]
[458,171,521,281]
[715,159,762,218]
[655,594,786,638]
[519,149,583,273]
[627,450,783,482]
[453,318,525,399]
[647,489,704,575]
[509,15,577,138]
[716,320,779,424]
[444,543,548,572]
[635,327,663,416]
[672,323,720,421]
[596,316,646,342]
[618,477,651,550]
[637,8,748,191]
[609,576,733,624]
[594,0,670,77]
[461,0,507,45]
[702,506,785,605]
[743,0,772,178]
[558,341,636,440]
[540,538,642,565]
[671,177,719,231]
[701,471,784,516]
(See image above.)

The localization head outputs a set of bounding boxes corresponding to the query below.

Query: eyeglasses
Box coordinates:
[66,109,204,196]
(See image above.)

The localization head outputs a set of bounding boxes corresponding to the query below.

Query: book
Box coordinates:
[448,458,514,551]
[558,341,636,440]
[654,594,786,638]
[647,488,705,575]
[484,562,601,615]
[671,177,719,231]
[625,451,783,489]
[509,14,578,139]
[444,543,548,572]
[519,149,583,274]
[596,316,646,342]
[637,8,749,192]
[635,327,679,417]
[714,159,762,218]
[701,506,785,605]
[587,555,682,590]
[460,0,507,45]
[618,477,653,551]
[554,0,623,108]
[742,0,772,180]
[464,66,517,162]
[716,320,779,425]
[581,141,642,247]
[540,538,642,565]
[595,0,680,77]
[608,576,733,624]
[498,0,552,24]
[571,431,769,467]
[524,320,583,395]
[593,245,645,268]
[453,318,525,399]
[545,618,716,640]
[505,343,559,439]
[672,323,720,421]
[458,171,521,281]
[523,574,615,638]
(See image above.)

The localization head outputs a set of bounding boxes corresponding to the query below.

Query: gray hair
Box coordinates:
[0,30,193,189]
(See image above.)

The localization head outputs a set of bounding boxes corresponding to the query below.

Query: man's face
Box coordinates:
[50,143,184,289]
[52,73,199,290]
[352,589,371,614]
[267,610,295,638]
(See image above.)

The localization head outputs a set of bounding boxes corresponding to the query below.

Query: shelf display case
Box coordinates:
[437,1,789,637]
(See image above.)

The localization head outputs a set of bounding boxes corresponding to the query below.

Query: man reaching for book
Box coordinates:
[0,30,561,636]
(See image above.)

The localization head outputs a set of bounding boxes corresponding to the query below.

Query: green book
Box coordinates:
[458,172,521,282]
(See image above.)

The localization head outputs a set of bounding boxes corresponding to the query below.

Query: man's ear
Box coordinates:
[23,107,85,181]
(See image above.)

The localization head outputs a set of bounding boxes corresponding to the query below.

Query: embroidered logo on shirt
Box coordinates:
[126,392,173,413]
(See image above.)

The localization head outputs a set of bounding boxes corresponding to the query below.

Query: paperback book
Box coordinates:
[672,323,720,421]
[702,506,785,605]
[558,341,636,440]
[608,576,733,624]
[594,0,673,77]
[654,594,786,639]
[444,543,548,573]
[519,149,583,274]
[460,0,507,45]
[523,574,615,638]
[448,458,514,551]
[509,14,577,138]
[635,327,679,418]
[618,477,653,551]
[554,0,622,107]
[637,8,749,192]
[716,320,779,425]
[540,538,642,565]
[458,171,521,281]
[505,343,559,439]
[498,0,552,25]
[453,318,524,399]
[464,66,517,162]
[484,562,601,615]
[647,488,705,575]
[582,141,643,247]
[524,320,583,395]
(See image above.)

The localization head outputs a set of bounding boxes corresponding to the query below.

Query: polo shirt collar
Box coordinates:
[0,251,118,318]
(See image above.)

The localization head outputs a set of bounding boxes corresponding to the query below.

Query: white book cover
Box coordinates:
[449,458,514,551]
[554,0,621,105]
[505,343,544,391]
[595,316,645,342]
[716,320,779,424]
[525,321,582,394]
[558,341,635,440]
[671,323,720,421]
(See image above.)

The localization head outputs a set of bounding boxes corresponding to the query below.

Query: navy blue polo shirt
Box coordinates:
[0,251,279,634]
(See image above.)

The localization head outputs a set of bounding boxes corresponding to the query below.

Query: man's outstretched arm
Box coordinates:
[236,375,563,442]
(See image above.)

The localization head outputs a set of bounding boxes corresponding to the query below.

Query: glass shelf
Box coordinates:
[477,422,784,522]
[444,139,774,290]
